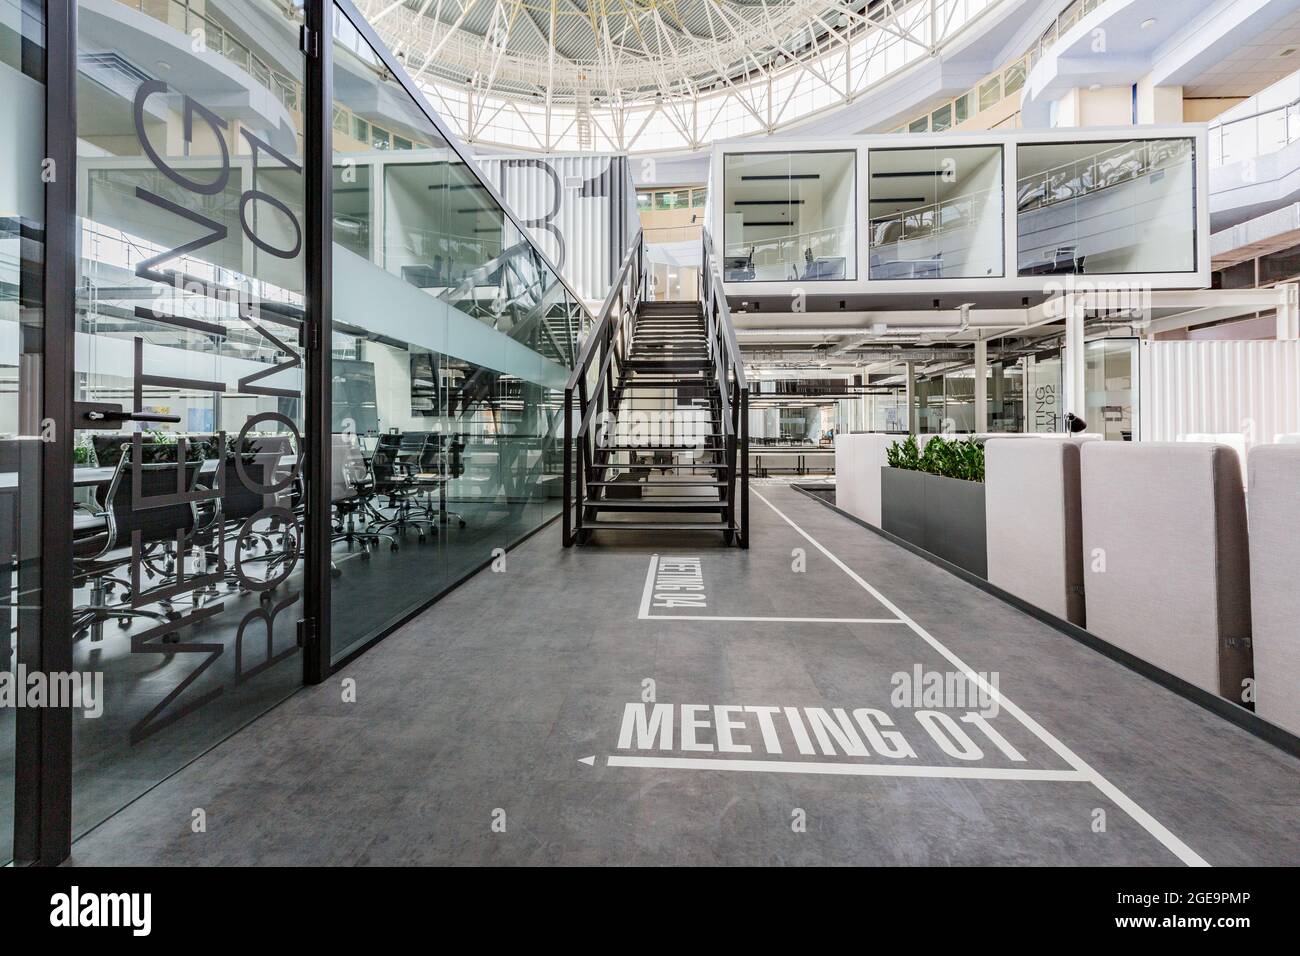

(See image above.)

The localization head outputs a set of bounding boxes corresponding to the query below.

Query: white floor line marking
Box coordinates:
[752,487,1210,868]
[638,553,660,620]
[637,552,903,625]
[607,755,1088,782]
[642,614,906,624]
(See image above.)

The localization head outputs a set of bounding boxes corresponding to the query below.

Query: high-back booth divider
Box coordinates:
[1080,442,1254,699]
[1246,444,1300,737]
[834,433,898,527]
[984,437,1096,626]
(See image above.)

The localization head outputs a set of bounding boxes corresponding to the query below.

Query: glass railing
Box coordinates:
[895,0,1108,134]
[1016,138,1192,213]
[1208,70,1300,167]
[114,0,438,152]
[868,183,1003,279]
[723,225,853,282]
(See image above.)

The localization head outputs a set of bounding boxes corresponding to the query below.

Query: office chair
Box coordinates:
[73,445,204,643]
[366,433,427,547]
[195,439,299,601]
[329,433,392,568]
[431,434,468,528]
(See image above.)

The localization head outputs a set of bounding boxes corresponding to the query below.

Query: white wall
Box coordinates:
[1142,339,1300,448]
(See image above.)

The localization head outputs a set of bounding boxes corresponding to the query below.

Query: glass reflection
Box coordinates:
[1017,138,1196,275]
[329,5,578,663]
[72,0,308,838]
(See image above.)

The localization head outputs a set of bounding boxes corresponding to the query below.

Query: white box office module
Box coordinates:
[475,153,640,311]
[706,125,1211,302]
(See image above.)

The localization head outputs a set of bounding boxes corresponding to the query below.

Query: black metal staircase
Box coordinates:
[563,234,749,547]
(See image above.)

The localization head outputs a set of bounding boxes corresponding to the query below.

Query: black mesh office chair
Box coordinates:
[73,445,204,642]
[367,433,426,547]
[329,433,395,566]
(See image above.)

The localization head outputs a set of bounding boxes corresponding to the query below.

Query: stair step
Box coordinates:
[605,444,723,450]
[587,480,727,487]
[583,520,731,532]
[628,464,732,470]
[591,500,727,512]
[627,362,712,370]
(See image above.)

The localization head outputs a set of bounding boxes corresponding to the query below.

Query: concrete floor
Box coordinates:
[66,484,1300,866]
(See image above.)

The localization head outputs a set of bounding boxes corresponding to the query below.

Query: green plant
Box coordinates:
[885,435,920,470]
[888,436,984,482]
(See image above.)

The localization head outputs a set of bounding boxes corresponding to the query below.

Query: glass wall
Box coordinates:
[910,362,1026,435]
[71,0,309,839]
[329,8,579,663]
[869,145,1004,279]
[722,151,856,281]
[1,0,45,866]
[1017,138,1197,275]
[1025,351,1064,433]
[1085,338,1137,441]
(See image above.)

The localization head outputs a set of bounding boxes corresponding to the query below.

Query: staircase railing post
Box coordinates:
[563,385,573,547]
[740,385,749,549]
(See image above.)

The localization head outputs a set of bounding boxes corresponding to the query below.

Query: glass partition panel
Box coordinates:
[988,361,1026,433]
[869,145,1004,279]
[330,5,577,664]
[1085,338,1137,441]
[0,0,44,866]
[1017,138,1197,275]
[1026,351,1064,432]
[72,0,309,838]
[722,150,857,282]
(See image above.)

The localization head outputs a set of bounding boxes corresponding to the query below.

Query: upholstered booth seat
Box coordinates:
[985,437,1095,625]
[1246,444,1300,736]
[1080,441,1253,699]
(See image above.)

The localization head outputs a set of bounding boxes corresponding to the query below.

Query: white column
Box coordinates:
[973,335,988,433]
[1278,282,1300,340]
[905,361,917,434]
[1063,293,1087,427]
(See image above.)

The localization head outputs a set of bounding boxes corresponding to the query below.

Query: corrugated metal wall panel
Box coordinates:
[476,154,638,311]
[1145,340,1300,446]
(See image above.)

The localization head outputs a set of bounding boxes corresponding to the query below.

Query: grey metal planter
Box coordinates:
[880,468,987,577]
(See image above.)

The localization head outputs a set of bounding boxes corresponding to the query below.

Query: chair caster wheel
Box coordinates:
[418,535,426,544]
[360,550,371,561]
[458,520,466,528]
[260,592,272,606]
[330,567,342,579]
[118,618,130,628]
[390,542,399,552]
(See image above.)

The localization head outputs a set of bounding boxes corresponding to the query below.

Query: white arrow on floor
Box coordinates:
[579,755,595,766]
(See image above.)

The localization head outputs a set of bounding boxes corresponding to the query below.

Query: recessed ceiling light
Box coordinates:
[1141,17,1157,29]
[157,60,171,71]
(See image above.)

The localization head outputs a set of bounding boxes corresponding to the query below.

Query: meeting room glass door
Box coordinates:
[69,0,313,841]
[1,0,47,866]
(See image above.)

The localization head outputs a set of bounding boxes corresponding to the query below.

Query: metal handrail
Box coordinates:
[562,227,749,548]
[702,228,748,549]
[563,230,646,546]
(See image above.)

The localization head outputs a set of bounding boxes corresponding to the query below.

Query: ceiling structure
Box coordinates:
[356,0,1008,152]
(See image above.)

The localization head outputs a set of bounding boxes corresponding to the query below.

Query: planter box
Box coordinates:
[880,467,987,577]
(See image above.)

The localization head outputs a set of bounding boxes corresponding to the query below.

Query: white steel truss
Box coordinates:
[356,0,1007,153]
